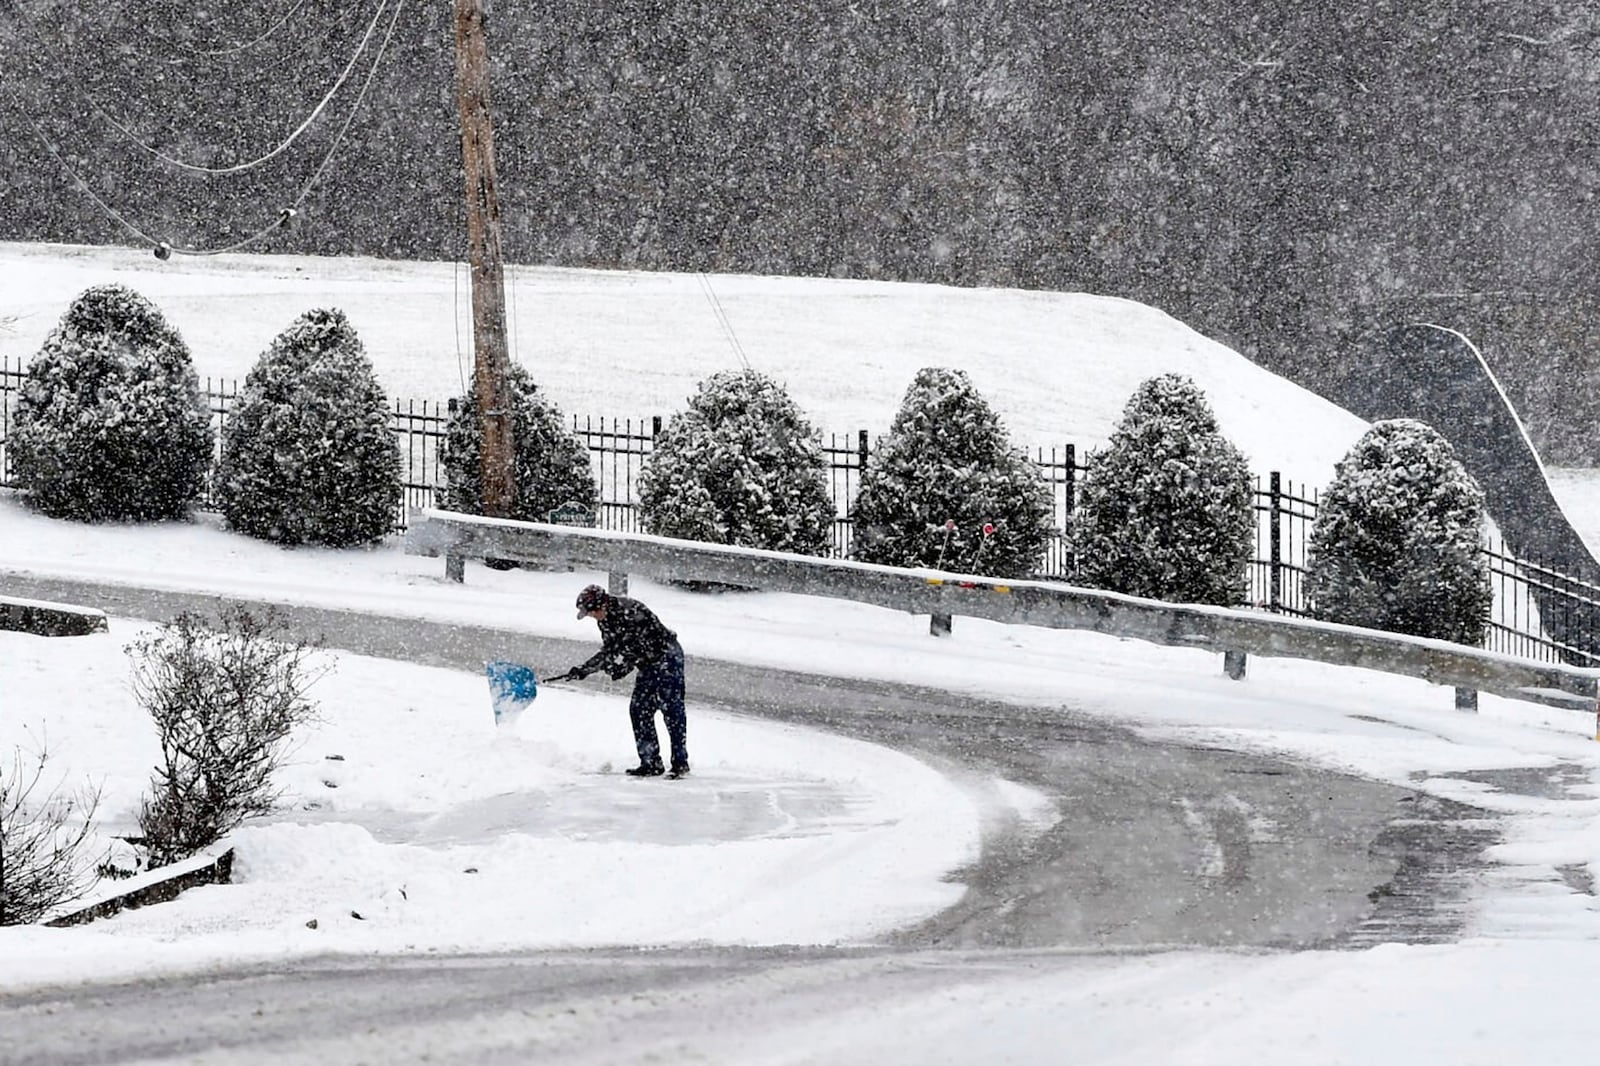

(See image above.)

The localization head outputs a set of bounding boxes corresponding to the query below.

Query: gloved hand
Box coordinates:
[568,666,591,681]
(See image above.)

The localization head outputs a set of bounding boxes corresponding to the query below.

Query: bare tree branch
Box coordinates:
[0,742,104,925]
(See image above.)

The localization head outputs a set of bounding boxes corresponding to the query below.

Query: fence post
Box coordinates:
[856,428,869,562]
[1,355,12,485]
[1455,687,1478,713]
[1269,471,1282,612]
[1064,443,1076,517]
[1064,442,1077,577]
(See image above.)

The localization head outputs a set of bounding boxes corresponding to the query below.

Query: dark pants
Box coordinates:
[630,642,687,771]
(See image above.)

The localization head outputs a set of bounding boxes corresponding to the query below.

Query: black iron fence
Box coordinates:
[4,355,1599,668]
[1252,471,1320,620]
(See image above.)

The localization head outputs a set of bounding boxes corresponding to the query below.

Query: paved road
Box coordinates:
[0,947,1252,1065]
[1,574,1495,1063]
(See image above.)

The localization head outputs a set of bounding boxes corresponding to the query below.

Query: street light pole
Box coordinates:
[453,0,514,518]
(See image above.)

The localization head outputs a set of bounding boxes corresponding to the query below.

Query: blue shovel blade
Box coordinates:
[485,660,539,725]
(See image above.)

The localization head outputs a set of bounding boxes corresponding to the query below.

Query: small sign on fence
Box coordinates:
[547,501,596,527]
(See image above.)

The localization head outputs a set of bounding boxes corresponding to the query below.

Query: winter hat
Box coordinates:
[575,584,609,618]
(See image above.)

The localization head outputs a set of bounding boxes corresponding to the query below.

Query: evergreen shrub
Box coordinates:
[1071,373,1254,605]
[1306,418,1492,644]
[637,369,834,554]
[216,309,401,546]
[851,367,1051,577]
[10,284,212,521]
[439,363,598,521]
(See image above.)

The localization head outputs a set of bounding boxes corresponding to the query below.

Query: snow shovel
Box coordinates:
[483,660,566,726]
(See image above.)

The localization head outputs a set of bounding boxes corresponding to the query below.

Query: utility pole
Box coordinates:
[453,0,515,517]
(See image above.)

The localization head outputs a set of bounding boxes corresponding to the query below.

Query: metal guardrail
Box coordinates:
[404,507,1600,722]
[0,594,108,636]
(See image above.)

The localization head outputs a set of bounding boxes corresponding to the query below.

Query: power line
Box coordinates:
[136,0,312,61]
[10,0,393,177]
[115,0,391,175]
[21,103,282,257]
[507,260,521,364]
[12,0,407,257]
[257,0,405,212]
[697,272,751,370]
[453,258,469,395]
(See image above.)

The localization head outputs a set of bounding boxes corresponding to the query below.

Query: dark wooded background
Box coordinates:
[4,1,1597,459]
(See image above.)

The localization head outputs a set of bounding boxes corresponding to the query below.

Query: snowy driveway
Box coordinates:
[5,572,1459,953]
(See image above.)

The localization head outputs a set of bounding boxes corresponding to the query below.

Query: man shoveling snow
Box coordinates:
[560,584,691,779]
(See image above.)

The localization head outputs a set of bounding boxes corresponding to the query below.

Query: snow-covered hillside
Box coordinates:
[0,241,1366,490]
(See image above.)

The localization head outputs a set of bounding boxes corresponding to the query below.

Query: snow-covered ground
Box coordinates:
[5,242,1600,1060]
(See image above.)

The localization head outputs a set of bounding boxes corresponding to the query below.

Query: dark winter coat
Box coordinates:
[577,597,679,679]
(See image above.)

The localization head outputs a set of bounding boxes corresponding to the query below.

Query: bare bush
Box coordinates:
[127,606,323,868]
[0,744,103,925]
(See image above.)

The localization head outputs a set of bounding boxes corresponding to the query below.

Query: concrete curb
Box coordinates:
[0,593,109,637]
[44,849,234,928]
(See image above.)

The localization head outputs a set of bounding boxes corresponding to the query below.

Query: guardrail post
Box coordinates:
[1224,650,1247,680]
[1455,686,1478,713]
[445,554,465,582]
[930,612,952,637]
[608,571,629,596]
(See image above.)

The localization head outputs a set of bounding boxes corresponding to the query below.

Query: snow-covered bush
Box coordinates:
[128,607,323,869]
[10,284,212,521]
[637,369,834,554]
[1070,374,1254,605]
[216,309,401,546]
[1305,418,1492,644]
[439,363,598,521]
[851,367,1052,577]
